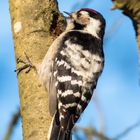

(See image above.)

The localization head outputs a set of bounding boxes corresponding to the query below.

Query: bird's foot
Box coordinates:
[15,53,35,75]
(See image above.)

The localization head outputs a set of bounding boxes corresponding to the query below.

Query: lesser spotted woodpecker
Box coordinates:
[16,8,106,140]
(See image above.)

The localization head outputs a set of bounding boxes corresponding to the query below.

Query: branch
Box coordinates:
[74,119,140,140]
[3,109,20,140]
[113,119,140,140]
[74,126,111,140]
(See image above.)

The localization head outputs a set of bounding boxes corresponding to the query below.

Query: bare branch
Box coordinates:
[3,109,20,140]
[74,119,140,140]
[114,119,140,140]
[74,126,111,140]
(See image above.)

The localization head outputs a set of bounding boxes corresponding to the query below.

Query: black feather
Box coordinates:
[49,111,60,140]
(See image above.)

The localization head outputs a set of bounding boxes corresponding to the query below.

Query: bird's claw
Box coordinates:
[15,53,34,75]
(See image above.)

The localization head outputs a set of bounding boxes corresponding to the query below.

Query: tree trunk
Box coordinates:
[9,0,64,139]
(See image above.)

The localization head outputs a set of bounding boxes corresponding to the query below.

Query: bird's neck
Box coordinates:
[84,19,101,39]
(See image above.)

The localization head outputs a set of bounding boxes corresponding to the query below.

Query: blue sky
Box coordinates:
[0,0,140,140]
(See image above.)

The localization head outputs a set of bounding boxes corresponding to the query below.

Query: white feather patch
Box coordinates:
[57,60,64,66]
[65,103,77,108]
[81,95,87,102]
[77,104,82,111]
[57,76,71,82]
[63,61,71,69]
[55,81,58,87]
[53,71,57,76]
[57,59,71,69]
[61,90,80,98]
[60,114,64,120]
[58,102,62,109]
[58,89,62,95]
[60,50,66,56]
[73,92,81,97]
[61,90,73,97]
[71,80,83,86]
[85,18,101,39]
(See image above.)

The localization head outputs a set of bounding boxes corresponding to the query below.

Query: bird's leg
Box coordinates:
[15,53,36,75]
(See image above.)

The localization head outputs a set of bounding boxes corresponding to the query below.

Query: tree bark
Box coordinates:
[9,0,64,139]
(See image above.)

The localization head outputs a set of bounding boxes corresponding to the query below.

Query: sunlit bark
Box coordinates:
[9,0,64,139]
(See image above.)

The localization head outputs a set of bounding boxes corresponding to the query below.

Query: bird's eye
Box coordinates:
[77,13,82,18]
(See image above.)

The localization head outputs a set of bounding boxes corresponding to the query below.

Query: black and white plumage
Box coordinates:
[37,8,106,140]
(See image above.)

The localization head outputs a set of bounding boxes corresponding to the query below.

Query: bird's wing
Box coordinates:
[38,32,68,116]
[48,61,57,116]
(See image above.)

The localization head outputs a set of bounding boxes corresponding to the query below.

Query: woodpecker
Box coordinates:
[16,8,106,140]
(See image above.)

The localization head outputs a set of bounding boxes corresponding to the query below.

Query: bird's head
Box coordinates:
[64,8,106,38]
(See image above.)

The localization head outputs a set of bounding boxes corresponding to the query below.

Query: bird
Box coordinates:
[16,8,106,140]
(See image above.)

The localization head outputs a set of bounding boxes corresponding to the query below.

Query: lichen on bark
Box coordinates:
[9,0,64,139]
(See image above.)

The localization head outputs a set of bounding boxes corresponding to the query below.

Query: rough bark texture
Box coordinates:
[9,0,64,140]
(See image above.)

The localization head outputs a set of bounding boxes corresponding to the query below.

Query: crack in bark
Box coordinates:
[50,11,64,36]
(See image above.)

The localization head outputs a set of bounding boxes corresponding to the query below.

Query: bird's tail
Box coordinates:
[57,114,74,140]
[57,129,72,140]
[48,111,60,140]
[48,111,73,140]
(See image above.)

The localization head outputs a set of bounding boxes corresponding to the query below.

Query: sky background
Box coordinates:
[0,0,140,140]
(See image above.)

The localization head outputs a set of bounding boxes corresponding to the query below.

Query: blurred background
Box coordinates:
[0,0,140,140]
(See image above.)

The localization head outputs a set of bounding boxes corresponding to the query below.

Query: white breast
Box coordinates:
[61,40,103,86]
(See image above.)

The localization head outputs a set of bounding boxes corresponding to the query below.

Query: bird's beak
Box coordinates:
[63,11,71,16]
[63,11,74,21]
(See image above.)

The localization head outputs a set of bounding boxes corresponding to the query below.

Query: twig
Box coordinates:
[3,109,20,140]
[74,126,112,140]
[113,119,140,140]
[74,118,140,140]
